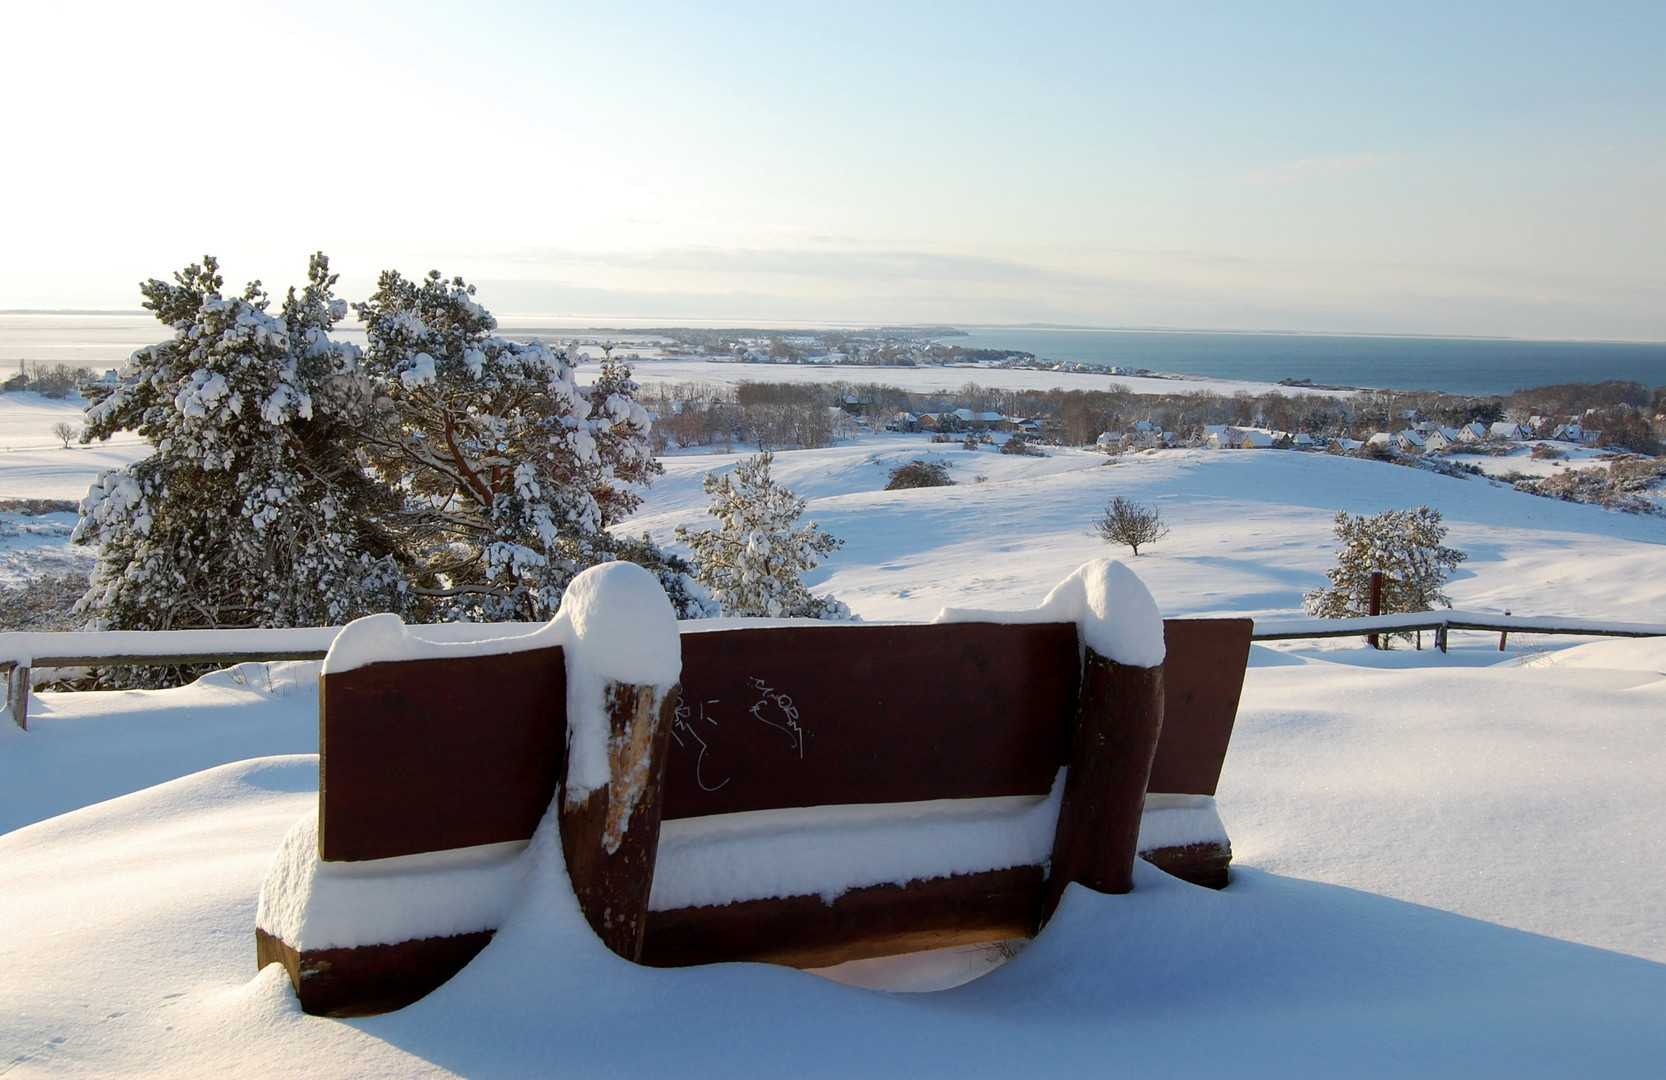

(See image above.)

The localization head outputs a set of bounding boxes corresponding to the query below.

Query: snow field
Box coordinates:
[628,437,1666,628]
[3,622,1666,1075]
[3,389,1666,1074]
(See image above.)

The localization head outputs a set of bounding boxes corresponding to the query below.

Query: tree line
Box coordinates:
[642,377,1666,455]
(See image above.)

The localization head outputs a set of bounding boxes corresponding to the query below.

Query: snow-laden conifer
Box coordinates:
[1303,506,1467,625]
[75,255,406,645]
[676,452,848,619]
[358,271,699,619]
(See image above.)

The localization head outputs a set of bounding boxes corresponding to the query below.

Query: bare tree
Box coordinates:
[50,421,77,449]
[1095,497,1169,555]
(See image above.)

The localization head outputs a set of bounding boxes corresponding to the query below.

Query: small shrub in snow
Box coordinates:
[50,421,76,449]
[0,571,89,631]
[676,452,849,619]
[1001,435,1045,456]
[1530,442,1567,460]
[1095,497,1169,556]
[0,499,76,516]
[1303,507,1467,630]
[1510,458,1666,515]
[885,460,954,490]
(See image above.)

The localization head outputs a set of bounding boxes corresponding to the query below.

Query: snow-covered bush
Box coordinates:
[357,271,687,620]
[675,452,849,619]
[1303,506,1467,623]
[76,255,407,645]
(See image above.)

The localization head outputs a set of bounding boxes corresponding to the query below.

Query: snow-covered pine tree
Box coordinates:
[75,255,407,644]
[675,452,849,619]
[357,271,700,620]
[1302,506,1467,625]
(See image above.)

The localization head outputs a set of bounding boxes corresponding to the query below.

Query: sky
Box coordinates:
[2,1,1663,339]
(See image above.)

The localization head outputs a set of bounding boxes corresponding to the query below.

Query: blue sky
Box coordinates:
[2,1,1662,338]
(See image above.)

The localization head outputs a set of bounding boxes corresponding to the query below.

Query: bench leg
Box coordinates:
[1043,649,1164,922]
[560,681,678,961]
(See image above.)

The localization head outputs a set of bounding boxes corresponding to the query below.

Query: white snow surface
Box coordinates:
[320,613,560,676]
[256,812,527,951]
[1136,793,1229,854]
[558,561,682,798]
[651,777,1063,910]
[937,557,1166,668]
[6,433,1666,1075]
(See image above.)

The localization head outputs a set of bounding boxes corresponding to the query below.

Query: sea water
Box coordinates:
[3,314,1662,398]
[941,328,1666,397]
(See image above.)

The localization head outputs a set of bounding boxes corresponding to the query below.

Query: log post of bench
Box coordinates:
[560,680,679,961]
[1044,648,1164,919]
[552,561,684,964]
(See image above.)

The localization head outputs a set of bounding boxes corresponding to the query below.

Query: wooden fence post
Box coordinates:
[560,682,679,962]
[1435,623,1448,653]
[1042,648,1164,923]
[7,663,29,731]
[1367,571,1383,649]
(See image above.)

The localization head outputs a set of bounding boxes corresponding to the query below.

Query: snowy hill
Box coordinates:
[634,437,1666,625]
[3,413,1666,1076]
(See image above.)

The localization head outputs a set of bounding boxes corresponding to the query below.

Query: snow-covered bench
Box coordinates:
[256,560,1251,1016]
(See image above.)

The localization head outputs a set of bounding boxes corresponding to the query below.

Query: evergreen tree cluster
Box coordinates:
[75,256,715,646]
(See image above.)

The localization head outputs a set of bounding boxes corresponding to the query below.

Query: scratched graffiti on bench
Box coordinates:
[670,675,810,794]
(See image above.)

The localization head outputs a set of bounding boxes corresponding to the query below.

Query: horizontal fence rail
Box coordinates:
[0,623,546,731]
[5,612,1664,732]
[1250,611,1666,642]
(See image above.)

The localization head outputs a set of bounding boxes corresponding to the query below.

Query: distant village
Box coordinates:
[610,327,1160,380]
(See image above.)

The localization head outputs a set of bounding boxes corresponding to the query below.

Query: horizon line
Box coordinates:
[3,310,1664,348]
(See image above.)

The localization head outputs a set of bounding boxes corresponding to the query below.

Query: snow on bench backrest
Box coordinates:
[318,605,1251,863]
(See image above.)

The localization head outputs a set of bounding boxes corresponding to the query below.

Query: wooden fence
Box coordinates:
[6,611,1665,731]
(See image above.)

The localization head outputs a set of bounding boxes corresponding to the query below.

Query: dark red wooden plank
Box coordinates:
[641,865,1046,969]
[1148,618,1253,796]
[319,646,566,862]
[662,622,1081,819]
[258,927,494,1017]
[1141,841,1232,890]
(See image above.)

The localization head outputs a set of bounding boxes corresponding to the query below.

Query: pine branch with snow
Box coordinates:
[357,272,685,620]
[74,255,409,655]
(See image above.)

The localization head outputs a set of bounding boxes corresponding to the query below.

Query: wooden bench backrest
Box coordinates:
[320,618,1251,863]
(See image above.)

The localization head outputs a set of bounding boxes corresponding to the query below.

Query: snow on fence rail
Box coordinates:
[0,623,546,730]
[6,610,1666,732]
